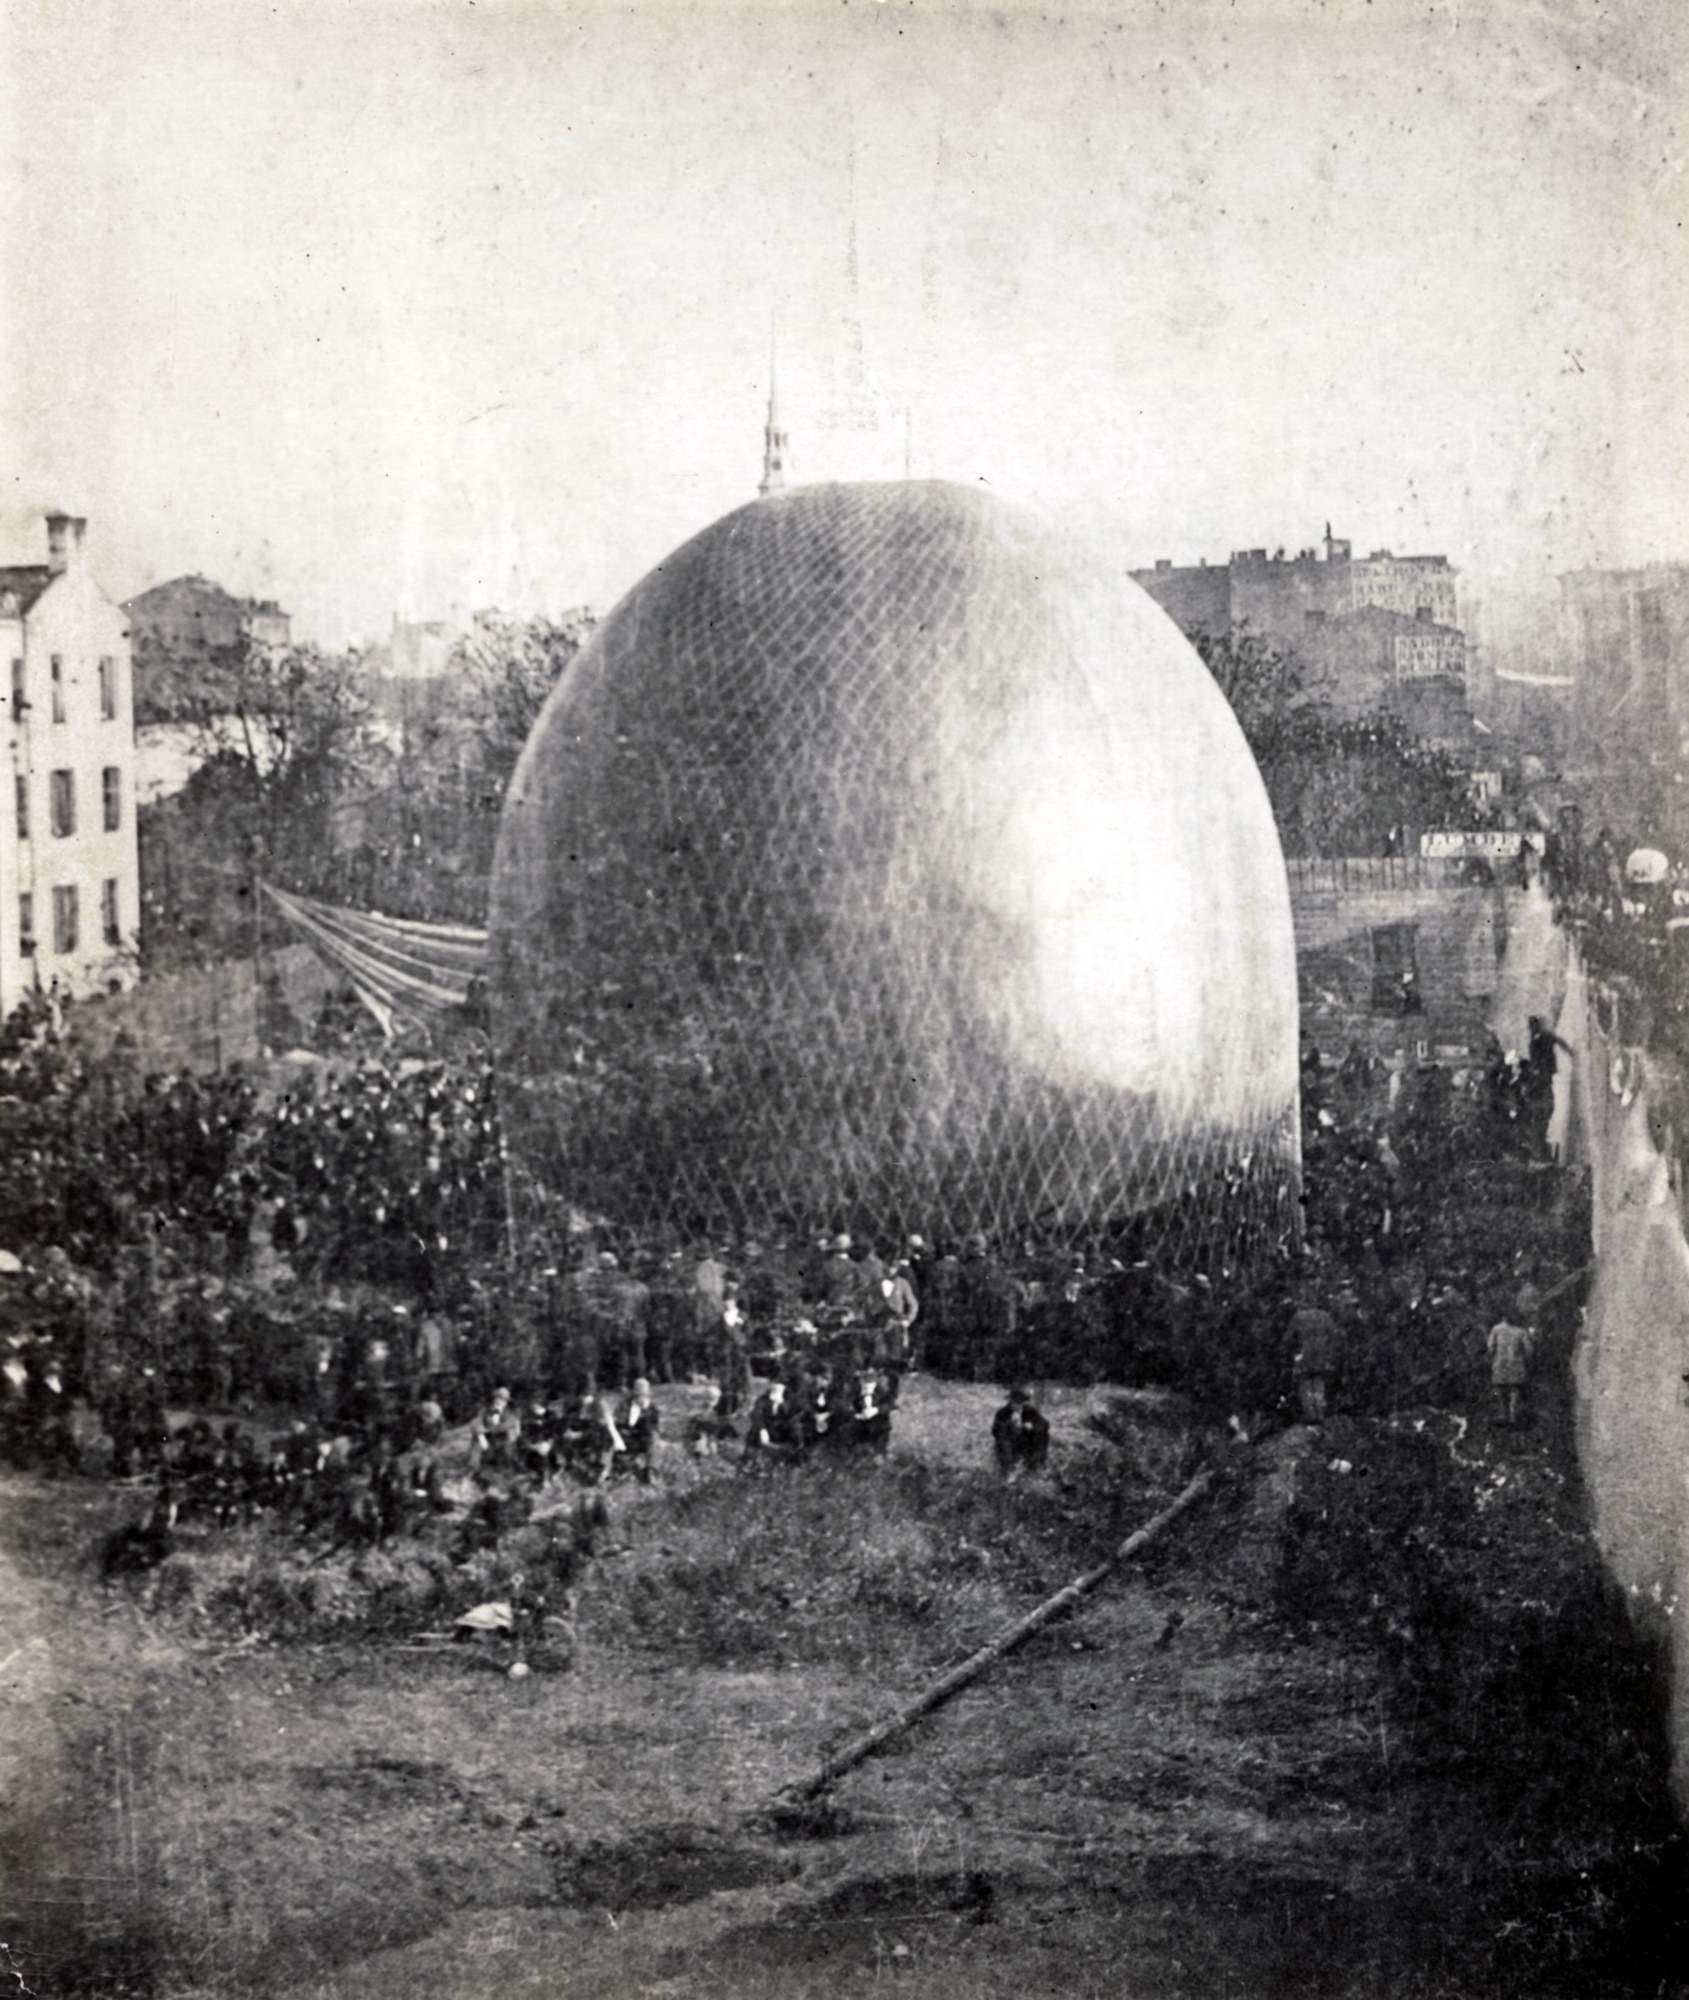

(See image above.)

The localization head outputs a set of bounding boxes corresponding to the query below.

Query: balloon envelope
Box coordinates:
[489,482,1299,1261]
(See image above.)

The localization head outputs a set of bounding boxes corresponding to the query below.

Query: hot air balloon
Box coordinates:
[489,482,1298,1267]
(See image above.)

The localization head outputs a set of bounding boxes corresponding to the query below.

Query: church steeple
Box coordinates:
[758,334,789,497]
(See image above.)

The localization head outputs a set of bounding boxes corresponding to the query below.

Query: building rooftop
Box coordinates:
[0,566,55,619]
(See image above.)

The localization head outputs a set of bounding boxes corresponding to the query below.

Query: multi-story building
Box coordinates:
[1132,528,1473,752]
[1557,562,1689,761]
[122,574,291,721]
[0,513,140,1017]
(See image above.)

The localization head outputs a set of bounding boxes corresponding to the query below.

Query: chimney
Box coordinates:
[45,512,86,576]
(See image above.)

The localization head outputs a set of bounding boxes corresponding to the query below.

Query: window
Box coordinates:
[101,877,121,947]
[102,766,120,831]
[18,893,33,956]
[49,655,64,724]
[98,655,116,720]
[52,884,77,956]
[9,657,23,722]
[14,774,27,841]
[49,769,74,837]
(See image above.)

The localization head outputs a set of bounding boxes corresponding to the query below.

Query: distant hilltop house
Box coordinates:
[365,616,453,684]
[362,617,457,738]
[122,574,292,723]
[0,513,140,1016]
[1132,528,1474,755]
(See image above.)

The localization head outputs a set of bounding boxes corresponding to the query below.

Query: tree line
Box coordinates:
[137,612,598,969]
[134,611,1472,980]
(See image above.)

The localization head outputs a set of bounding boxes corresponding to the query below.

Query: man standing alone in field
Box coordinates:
[1486,1305,1537,1428]
[1288,1298,1344,1424]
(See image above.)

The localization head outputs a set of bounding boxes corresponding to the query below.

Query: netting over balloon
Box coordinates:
[490,482,1300,1269]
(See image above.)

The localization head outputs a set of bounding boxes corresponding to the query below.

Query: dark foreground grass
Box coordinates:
[576,1446,1171,1676]
[5,1376,1688,2000]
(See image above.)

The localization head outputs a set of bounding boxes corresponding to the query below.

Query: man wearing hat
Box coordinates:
[882,1259,920,1375]
[960,1234,1019,1383]
[820,1233,862,1319]
[474,1384,522,1473]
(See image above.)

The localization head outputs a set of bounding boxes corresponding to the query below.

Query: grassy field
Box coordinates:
[2,1373,1684,1999]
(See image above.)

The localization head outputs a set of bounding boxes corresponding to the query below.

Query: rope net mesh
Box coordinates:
[490,482,1300,1267]
[261,882,485,1038]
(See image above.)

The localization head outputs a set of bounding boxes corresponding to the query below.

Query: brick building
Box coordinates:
[122,574,291,721]
[1132,528,1473,752]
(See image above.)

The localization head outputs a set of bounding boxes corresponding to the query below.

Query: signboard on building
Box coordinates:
[1421,829,1525,860]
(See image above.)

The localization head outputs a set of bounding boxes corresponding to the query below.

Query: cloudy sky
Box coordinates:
[2,0,1684,645]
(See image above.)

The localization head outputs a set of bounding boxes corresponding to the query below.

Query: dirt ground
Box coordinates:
[4,1366,1687,2000]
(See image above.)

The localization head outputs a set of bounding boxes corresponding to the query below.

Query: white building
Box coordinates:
[0,514,140,1017]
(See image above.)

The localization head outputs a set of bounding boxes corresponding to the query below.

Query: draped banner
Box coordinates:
[260,883,486,1038]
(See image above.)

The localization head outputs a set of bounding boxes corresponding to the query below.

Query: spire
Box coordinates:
[759,327,788,498]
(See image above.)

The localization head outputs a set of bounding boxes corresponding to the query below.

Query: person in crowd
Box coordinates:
[855,1241,888,1321]
[740,1239,789,1328]
[521,1396,561,1486]
[343,1332,398,1444]
[1288,1297,1345,1423]
[619,1377,659,1484]
[101,1487,177,1578]
[792,1365,836,1450]
[960,1235,1020,1382]
[881,1258,920,1374]
[903,1234,935,1307]
[693,1245,728,1369]
[921,1246,966,1374]
[602,1251,651,1390]
[991,1386,1050,1481]
[23,1340,77,1475]
[744,1378,800,1462]
[110,1362,169,1480]
[714,1283,755,1415]
[568,1251,644,1393]
[366,1436,407,1544]
[473,1384,522,1474]
[455,1473,533,1558]
[559,1391,623,1486]
[847,1370,894,1455]
[1487,1303,1537,1428]
[819,1233,864,1321]
[1523,1015,1573,1160]
[556,1250,607,1400]
[685,1380,738,1458]
[645,1250,692,1383]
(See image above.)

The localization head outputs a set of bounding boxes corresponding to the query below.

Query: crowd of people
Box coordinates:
[85,1315,1061,1582]
[4,1205,1096,1586]
[1,980,1593,1598]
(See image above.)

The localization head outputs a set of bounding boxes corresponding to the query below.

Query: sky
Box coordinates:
[2,0,1685,648]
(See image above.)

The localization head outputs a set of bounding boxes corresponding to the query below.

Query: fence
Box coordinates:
[65,945,336,1076]
[1285,855,1497,895]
